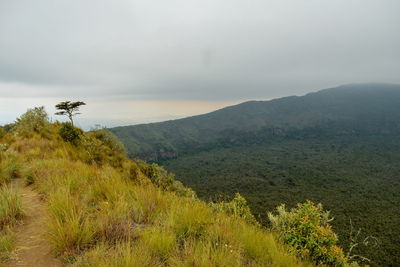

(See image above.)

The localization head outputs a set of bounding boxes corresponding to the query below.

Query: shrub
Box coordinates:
[139,163,195,197]
[90,127,127,155]
[59,122,82,145]
[268,200,348,266]
[139,163,173,189]
[80,131,125,167]
[210,193,259,226]
[14,106,49,136]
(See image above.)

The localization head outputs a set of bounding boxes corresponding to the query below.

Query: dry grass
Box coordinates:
[0,123,312,266]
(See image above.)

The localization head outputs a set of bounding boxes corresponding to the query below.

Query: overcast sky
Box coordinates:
[1,0,399,128]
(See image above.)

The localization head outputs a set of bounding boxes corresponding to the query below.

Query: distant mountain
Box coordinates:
[110,83,400,161]
[110,83,400,266]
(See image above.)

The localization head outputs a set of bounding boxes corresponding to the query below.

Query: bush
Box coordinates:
[90,127,127,155]
[268,200,348,266]
[210,193,259,226]
[14,106,49,136]
[80,129,126,166]
[59,122,82,145]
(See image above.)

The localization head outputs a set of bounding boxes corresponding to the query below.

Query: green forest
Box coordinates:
[163,136,400,266]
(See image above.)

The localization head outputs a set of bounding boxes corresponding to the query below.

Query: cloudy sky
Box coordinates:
[1,0,399,128]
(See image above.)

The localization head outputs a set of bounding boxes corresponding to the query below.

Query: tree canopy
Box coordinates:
[55,101,86,126]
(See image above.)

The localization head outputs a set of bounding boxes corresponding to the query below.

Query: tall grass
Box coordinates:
[0,228,16,261]
[74,243,155,267]
[0,122,313,266]
[0,186,23,228]
[0,186,22,263]
[46,188,95,254]
[0,154,21,185]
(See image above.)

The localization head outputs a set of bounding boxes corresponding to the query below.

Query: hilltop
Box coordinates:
[110,83,400,266]
[0,107,356,266]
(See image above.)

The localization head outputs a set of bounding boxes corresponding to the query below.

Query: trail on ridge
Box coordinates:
[8,179,60,267]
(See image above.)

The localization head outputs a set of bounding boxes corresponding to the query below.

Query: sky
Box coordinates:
[1,0,399,129]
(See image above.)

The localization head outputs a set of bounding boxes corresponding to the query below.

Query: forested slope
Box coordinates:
[111,83,400,161]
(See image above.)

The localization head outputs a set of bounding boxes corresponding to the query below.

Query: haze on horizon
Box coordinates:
[1,0,399,128]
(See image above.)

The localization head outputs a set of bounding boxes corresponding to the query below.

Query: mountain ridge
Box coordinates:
[110,83,400,161]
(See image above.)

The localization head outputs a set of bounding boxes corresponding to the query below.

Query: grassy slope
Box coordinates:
[0,125,310,266]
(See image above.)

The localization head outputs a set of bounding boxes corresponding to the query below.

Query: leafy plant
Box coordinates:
[268,200,348,266]
[210,193,259,226]
[90,127,127,155]
[59,122,82,145]
[14,106,49,136]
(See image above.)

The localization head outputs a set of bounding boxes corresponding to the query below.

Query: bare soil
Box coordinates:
[7,179,60,267]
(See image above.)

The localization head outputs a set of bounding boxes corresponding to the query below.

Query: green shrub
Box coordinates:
[80,130,125,167]
[14,106,49,136]
[59,122,82,145]
[210,193,259,226]
[268,200,348,266]
[90,127,127,155]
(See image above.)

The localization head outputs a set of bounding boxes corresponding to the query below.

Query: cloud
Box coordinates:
[0,0,399,125]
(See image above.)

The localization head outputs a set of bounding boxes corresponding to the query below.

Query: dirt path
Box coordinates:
[8,179,60,267]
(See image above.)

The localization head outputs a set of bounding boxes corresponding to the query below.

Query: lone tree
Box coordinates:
[55,101,86,126]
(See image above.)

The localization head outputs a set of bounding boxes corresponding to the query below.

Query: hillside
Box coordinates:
[0,107,358,266]
[111,83,400,266]
[110,83,400,161]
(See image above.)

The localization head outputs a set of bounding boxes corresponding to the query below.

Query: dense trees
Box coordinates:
[163,137,400,266]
